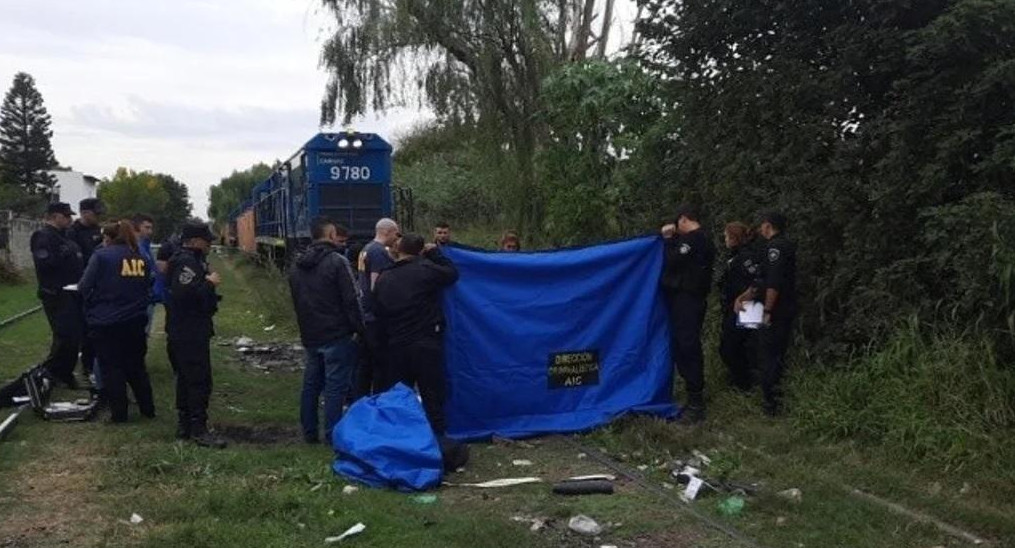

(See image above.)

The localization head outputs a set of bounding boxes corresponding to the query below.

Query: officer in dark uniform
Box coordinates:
[753,211,797,416]
[373,234,458,435]
[67,198,105,379]
[30,202,84,388]
[166,221,226,448]
[717,222,763,392]
[78,220,154,422]
[660,205,716,423]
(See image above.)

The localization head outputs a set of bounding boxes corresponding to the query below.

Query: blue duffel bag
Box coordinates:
[331,383,443,492]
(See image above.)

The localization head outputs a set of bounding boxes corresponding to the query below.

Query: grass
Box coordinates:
[1,254,1014,547]
[0,270,39,318]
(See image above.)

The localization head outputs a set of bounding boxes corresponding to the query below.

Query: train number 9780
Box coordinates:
[330,166,372,181]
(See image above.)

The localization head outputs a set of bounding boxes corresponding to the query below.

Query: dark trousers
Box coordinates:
[720,314,757,391]
[80,338,96,376]
[666,291,707,396]
[92,318,154,422]
[758,317,794,411]
[354,322,386,399]
[168,338,212,428]
[41,292,83,385]
[387,337,447,435]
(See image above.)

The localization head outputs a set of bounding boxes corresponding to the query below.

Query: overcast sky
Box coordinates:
[0,0,635,218]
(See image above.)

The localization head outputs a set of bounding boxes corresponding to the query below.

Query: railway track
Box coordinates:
[557,435,768,548]
[0,305,43,330]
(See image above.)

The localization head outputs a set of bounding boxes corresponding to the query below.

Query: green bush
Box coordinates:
[792,318,1015,472]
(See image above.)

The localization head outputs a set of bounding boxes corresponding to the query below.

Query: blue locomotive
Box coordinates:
[228,132,411,260]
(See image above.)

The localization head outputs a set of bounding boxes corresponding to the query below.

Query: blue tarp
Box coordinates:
[332,383,444,491]
[442,236,678,441]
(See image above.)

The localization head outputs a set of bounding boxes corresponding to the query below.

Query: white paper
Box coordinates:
[62,284,78,291]
[680,477,704,502]
[737,302,764,329]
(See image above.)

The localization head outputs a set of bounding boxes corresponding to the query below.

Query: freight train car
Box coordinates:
[250,132,400,262]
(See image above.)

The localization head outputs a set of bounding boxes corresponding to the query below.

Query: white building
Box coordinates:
[48,169,99,211]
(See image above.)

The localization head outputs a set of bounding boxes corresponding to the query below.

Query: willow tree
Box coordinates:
[318,0,616,232]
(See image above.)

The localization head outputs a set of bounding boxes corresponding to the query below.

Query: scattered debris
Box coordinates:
[444,477,542,488]
[310,483,324,492]
[637,465,648,471]
[264,324,276,332]
[692,449,713,466]
[777,488,803,503]
[511,516,547,532]
[129,513,144,525]
[553,479,614,496]
[577,453,588,459]
[342,485,359,495]
[717,496,745,517]
[511,459,533,467]
[231,341,305,373]
[566,474,616,482]
[567,515,602,536]
[680,476,705,502]
[960,482,972,496]
[662,482,675,490]
[325,522,366,543]
[776,516,787,527]
[411,494,438,505]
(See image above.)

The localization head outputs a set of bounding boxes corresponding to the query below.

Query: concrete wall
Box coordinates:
[0,210,45,271]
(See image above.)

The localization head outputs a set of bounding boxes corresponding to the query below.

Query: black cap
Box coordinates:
[397,233,425,256]
[79,198,105,214]
[181,221,215,242]
[759,210,788,231]
[46,202,75,216]
[674,204,701,223]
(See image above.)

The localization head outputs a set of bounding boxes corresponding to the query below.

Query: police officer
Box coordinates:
[166,221,226,448]
[30,202,84,388]
[718,222,762,392]
[373,234,458,435]
[752,211,797,416]
[67,198,105,379]
[660,205,716,423]
[77,220,154,422]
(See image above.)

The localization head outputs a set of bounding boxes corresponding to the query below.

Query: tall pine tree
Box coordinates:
[0,72,58,201]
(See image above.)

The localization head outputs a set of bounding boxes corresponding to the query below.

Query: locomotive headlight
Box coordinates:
[352,139,363,148]
[338,139,350,148]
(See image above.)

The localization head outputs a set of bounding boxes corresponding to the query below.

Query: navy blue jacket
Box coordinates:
[78,244,151,327]
[166,247,219,340]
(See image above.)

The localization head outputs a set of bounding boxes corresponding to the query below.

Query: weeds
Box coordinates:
[791,316,1015,474]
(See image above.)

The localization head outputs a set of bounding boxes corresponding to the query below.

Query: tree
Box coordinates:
[152,173,192,241]
[634,0,1015,351]
[98,168,194,242]
[318,0,619,233]
[207,163,273,228]
[0,72,58,209]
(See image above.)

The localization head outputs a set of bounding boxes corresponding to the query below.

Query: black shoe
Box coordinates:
[176,412,191,440]
[679,405,706,424]
[191,425,228,449]
[679,390,706,424]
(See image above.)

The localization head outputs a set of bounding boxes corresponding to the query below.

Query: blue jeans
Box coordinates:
[300,336,358,442]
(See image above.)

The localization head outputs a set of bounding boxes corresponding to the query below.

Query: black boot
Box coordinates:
[191,422,228,449]
[680,390,706,424]
[175,412,191,440]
